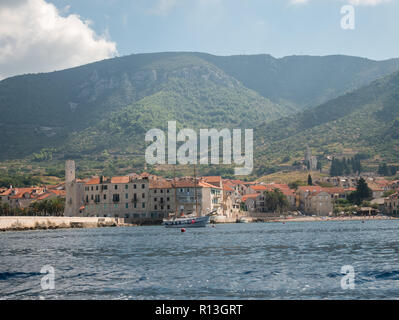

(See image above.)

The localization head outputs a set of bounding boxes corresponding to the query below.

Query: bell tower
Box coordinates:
[64,160,76,216]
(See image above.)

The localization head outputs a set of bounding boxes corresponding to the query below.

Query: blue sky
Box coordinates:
[50,0,398,60]
[0,0,398,79]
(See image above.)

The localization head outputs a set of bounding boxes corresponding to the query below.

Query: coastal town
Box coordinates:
[1,154,399,230]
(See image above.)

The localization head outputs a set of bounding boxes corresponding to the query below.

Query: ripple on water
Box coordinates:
[1,220,399,299]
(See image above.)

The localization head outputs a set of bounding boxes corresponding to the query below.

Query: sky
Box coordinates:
[0,0,398,79]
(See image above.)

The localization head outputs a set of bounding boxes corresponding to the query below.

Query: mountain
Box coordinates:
[254,70,399,172]
[1,51,399,175]
[0,53,286,159]
[196,53,399,109]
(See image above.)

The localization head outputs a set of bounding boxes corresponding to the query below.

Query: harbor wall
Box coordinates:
[0,216,125,231]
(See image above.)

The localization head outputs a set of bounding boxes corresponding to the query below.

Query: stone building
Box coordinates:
[80,175,150,219]
[304,191,333,216]
[64,161,223,220]
[384,192,399,215]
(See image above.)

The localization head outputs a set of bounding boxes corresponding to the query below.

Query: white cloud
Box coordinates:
[0,0,118,80]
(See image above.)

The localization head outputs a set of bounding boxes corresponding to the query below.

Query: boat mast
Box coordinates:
[194,164,199,217]
[174,166,178,217]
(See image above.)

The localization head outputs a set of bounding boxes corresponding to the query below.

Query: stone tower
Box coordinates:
[304,146,318,171]
[64,160,76,216]
[65,160,76,183]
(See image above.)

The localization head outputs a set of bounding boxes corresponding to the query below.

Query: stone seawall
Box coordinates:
[0,217,125,232]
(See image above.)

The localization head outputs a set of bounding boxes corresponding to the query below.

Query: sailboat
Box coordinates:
[163,165,212,228]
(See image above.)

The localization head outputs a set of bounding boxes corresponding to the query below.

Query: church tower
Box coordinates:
[64,160,76,216]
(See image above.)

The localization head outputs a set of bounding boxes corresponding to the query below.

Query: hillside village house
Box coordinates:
[222,183,241,218]
[384,192,399,215]
[319,176,360,188]
[304,191,333,216]
[5,160,394,219]
[0,186,65,210]
[296,186,355,215]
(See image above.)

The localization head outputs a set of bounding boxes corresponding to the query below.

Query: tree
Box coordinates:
[378,163,389,176]
[347,178,372,205]
[264,190,288,213]
[307,174,313,186]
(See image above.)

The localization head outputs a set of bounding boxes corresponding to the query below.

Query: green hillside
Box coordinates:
[254,71,399,170]
[197,53,399,109]
[1,51,399,178]
[0,53,285,159]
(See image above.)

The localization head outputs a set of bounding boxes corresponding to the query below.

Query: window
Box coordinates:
[91,186,94,191]
[154,190,157,194]
[96,186,99,191]
[134,203,137,208]
[125,203,129,209]
[142,184,145,189]
[167,189,169,193]
[134,184,137,189]
[104,194,107,200]
[160,190,163,193]
[125,185,128,190]
[167,205,170,210]
[142,193,145,199]
[155,205,157,210]
[167,197,170,202]
[142,203,145,208]
[91,194,94,200]
[86,195,88,202]
[154,197,157,202]
[115,185,118,190]
[113,194,120,202]
[102,185,108,190]
[125,193,128,199]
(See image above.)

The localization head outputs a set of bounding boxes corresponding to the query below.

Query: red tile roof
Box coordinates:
[149,180,173,189]
[223,185,234,192]
[0,189,12,196]
[110,176,130,184]
[250,185,268,191]
[85,178,101,185]
[202,176,222,183]
[198,181,220,189]
[242,194,259,202]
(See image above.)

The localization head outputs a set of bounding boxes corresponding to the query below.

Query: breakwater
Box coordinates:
[0,216,125,232]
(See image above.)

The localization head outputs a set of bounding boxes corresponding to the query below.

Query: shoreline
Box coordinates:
[1,215,397,232]
[0,216,126,232]
[247,215,398,223]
